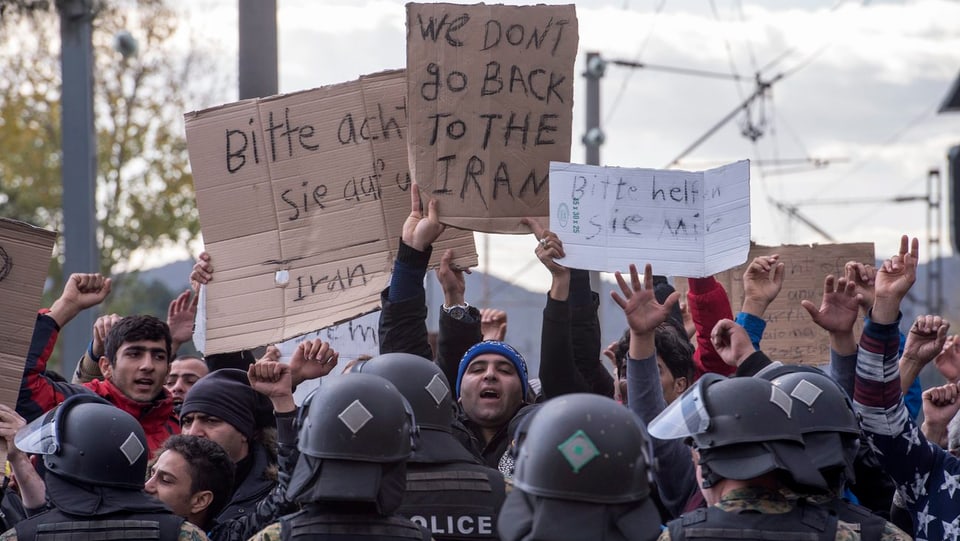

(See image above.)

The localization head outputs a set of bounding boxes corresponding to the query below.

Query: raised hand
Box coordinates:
[289,339,339,388]
[710,319,755,368]
[49,273,112,328]
[800,275,862,335]
[480,308,508,341]
[873,235,918,324]
[401,183,445,252]
[921,382,960,447]
[741,254,784,317]
[903,315,950,368]
[523,217,568,277]
[257,344,281,364]
[91,313,123,359]
[935,335,960,383]
[611,263,680,337]
[167,289,199,353]
[190,252,213,289]
[437,248,470,307]
[248,360,295,414]
[0,405,26,459]
[844,261,876,314]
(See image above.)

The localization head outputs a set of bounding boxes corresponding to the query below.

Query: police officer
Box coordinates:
[497,393,662,541]
[353,353,506,540]
[248,373,431,541]
[7,394,208,541]
[762,367,911,540]
[649,374,861,541]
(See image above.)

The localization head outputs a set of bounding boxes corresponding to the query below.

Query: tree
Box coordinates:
[0,0,223,281]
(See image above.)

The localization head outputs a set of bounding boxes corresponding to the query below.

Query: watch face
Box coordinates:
[448,306,467,320]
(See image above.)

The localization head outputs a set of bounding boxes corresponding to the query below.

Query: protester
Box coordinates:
[19,273,179,455]
[165,355,209,414]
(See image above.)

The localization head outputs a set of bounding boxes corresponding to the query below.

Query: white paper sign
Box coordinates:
[276,311,380,404]
[549,160,751,277]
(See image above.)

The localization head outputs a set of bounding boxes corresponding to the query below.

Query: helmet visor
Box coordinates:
[648,376,711,440]
[15,407,60,455]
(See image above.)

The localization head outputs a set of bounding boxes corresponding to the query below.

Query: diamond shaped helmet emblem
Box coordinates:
[424,374,449,406]
[338,400,374,435]
[557,429,600,473]
[119,432,145,466]
[790,380,823,407]
[770,386,793,418]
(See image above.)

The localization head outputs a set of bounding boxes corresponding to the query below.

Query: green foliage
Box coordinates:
[0,0,220,284]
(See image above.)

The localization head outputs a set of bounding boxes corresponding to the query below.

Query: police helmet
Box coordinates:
[649,374,827,490]
[16,394,148,489]
[512,393,656,504]
[766,367,862,482]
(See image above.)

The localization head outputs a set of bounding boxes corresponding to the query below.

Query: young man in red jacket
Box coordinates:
[18,273,179,455]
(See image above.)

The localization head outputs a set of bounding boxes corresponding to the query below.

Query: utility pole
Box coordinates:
[58,0,98,374]
[584,52,605,327]
[238,0,278,99]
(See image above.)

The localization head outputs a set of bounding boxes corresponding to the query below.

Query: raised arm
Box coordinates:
[735,254,784,348]
[686,275,734,378]
[379,183,445,360]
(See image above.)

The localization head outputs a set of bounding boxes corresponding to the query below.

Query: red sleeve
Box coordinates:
[17,312,67,422]
[687,277,735,378]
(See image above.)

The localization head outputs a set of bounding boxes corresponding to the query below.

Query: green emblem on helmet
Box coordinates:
[557,429,600,473]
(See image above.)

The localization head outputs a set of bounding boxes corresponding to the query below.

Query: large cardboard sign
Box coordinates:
[550,160,751,277]
[185,70,476,355]
[406,3,578,233]
[673,243,875,366]
[0,219,56,412]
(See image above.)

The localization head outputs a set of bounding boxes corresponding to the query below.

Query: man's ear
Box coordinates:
[189,489,214,515]
[674,376,689,395]
[98,356,113,380]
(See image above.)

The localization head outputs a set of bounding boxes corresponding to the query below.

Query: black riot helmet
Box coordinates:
[765,367,862,483]
[351,353,455,433]
[513,393,656,504]
[287,373,418,511]
[16,394,149,489]
[649,374,827,490]
[351,353,478,464]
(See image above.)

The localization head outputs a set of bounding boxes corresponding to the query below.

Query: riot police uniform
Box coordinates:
[353,354,505,540]
[649,374,861,541]
[249,373,430,541]
[8,394,204,541]
[497,393,662,541]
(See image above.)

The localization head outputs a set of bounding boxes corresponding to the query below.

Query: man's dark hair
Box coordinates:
[159,435,236,528]
[104,315,172,365]
[654,321,695,383]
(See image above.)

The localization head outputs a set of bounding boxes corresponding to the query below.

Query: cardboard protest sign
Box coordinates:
[406,3,578,233]
[0,218,56,463]
[276,311,380,404]
[185,70,476,355]
[549,160,751,277]
[673,242,875,366]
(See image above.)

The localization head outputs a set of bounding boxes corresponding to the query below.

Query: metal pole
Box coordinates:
[238,0,278,99]
[584,52,604,333]
[58,0,99,373]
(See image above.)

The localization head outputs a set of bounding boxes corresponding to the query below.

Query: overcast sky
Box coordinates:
[181,0,960,293]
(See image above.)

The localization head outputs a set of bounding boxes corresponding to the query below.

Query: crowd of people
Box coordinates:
[3,183,958,540]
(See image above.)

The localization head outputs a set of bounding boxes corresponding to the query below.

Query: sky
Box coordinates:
[173,0,960,296]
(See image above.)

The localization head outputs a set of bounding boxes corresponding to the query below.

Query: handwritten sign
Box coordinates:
[406,3,578,233]
[673,242,875,366]
[276,312,380,404]
[549,160,751,277]
[184,70,477,355]
[0,219,56,413]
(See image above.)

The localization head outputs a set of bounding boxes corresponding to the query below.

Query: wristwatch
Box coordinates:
[442,302,470,321]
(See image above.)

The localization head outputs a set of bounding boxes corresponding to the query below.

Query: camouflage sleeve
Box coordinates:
[247,523,282,541]
[834,522,861,540]
[178,521,210,541]
[0,528,17,541]
[880,521,913,541]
